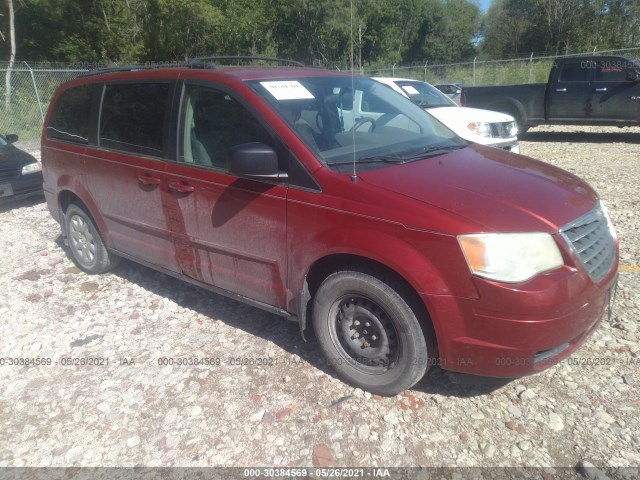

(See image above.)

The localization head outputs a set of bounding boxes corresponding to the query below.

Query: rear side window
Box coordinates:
[559,62,591,82]
[595,60,637,82]
[100,83,171,157]
[47,85,94,144]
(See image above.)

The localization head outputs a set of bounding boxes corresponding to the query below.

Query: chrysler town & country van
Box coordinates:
[42,59,619,395]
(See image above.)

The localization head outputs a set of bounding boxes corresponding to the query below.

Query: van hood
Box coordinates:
[358,145,598,233]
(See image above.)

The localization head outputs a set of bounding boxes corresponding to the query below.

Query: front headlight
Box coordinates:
[458,232,564,283]
[506,121,518,137]
[22,162,42,175]
[467,122,493,138]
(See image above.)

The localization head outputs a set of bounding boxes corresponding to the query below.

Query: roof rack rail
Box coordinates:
[188,56,304,68]
[80,63,187,78]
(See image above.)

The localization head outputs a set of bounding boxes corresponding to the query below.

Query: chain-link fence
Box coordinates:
[362,56,556,86]
[2,46,640,145]
[0,64,88,145]
[362,46,640,87]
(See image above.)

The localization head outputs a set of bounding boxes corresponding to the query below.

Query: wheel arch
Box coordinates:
[300,253,438,354]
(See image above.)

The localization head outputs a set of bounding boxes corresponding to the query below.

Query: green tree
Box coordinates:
[142,0,222,61]
[271,0,342,64]
[480,0,546,57]
[5,0,486,66]
[215,0,278,56]
[480,0,640,58]
[418,0,481,62]
[16,0,146,63]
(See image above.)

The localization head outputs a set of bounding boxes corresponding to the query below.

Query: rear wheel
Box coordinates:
[313,269,432,396]
[65,203,120,274]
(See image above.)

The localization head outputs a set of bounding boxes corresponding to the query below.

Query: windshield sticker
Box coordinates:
[401,85,420,95]
[260,81,315,100]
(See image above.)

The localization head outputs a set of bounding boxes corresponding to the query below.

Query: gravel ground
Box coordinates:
[1,126,639,477]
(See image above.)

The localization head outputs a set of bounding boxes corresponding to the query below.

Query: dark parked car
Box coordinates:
[0,134,43,203]
[42,58,618,395]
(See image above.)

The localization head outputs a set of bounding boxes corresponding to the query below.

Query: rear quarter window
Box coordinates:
[99,82,171,157]
[47,85,94,144]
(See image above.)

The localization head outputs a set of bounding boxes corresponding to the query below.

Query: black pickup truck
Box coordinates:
[461,55,640,134]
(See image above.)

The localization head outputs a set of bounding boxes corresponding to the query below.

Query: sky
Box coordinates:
[479,0,493,12]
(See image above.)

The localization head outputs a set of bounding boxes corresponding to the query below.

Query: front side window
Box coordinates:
[248,76,464,172]
[179,84,272,170]
[559,62,591,82]
[47,85,94,144]
[99,83,170,157]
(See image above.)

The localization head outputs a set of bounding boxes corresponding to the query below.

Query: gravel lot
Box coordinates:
[1,126,639,477]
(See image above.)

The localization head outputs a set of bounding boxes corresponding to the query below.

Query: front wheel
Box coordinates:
[312,269,432,396]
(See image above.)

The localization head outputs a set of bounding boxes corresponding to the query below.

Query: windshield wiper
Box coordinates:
[326,155,408,166]
[396,144,467,162]
[326,144,466,167]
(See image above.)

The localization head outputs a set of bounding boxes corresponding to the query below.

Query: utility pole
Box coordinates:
[4,0,16,111]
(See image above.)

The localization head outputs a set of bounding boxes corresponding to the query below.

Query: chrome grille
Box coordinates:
[560,203,617,282]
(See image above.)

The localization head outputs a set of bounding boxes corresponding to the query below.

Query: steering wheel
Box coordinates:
[350,117,376,132]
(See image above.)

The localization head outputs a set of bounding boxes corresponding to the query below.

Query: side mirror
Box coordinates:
[227,142,286,180]
[5,134,18,144]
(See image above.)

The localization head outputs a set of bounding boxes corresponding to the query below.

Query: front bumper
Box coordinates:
[0,171,44,203]
[424,262,618,377]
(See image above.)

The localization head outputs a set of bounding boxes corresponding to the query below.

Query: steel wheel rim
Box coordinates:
[69,214,97,265]
[328,295,399,374]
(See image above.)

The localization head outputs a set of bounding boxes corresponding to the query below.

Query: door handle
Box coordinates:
[555,88,567,92]
[595,87,608,92]
[169,181,195,193]
[137,174,161,186]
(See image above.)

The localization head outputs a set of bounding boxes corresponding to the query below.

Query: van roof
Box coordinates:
[74,56,352,83]
[64,66,353,90]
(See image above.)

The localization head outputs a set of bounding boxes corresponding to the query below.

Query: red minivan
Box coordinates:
[42,59,619,395]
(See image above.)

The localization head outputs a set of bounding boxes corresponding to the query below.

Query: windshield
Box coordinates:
[248,76,466,172]
[392,80,456,108]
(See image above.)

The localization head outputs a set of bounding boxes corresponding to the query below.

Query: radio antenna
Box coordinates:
[350,0,357,183]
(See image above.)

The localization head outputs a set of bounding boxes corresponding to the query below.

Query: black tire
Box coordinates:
[65,203,120,274]
[312,269,433,396]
